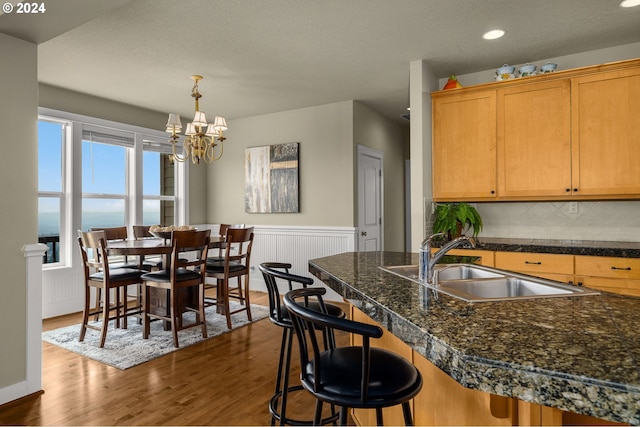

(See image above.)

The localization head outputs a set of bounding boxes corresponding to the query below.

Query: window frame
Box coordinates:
[37,116,70,266]
[38,107,188,270]
[141,135,178,226]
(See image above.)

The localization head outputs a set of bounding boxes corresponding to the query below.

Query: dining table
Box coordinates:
[107,235,224,257]
[107,235,227,325]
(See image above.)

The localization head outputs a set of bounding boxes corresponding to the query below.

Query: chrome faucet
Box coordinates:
[419,233,476,283]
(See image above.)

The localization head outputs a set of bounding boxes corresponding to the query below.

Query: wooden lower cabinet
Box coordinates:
[411,353,516,425]
[575,255,640,297]
[351,307,414,426]
[494,252,574,282]
[352,306,518,425]
[350,306,621,426]
[576,276,640,297]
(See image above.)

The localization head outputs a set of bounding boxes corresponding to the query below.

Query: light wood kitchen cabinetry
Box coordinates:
[350,307,415,426]
[432,90,497,200]
[351,307,517,426]
[494,251,575,283]
[412,352,516,426]
[496,80,572,197]
[574,255,640,297]
[571,68,640,197]
[351,306,615,426]
[493,251,640,295]
[432,58,640,201]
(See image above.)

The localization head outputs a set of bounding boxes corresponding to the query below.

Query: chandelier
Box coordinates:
[165,75,228,164]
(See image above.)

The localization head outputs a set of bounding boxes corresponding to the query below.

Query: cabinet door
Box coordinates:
[571,67,640,196]
[351,307,413,426]
[352,307,517,426]
[432,90,497,200]
[497,80,572,197]
[575,276,640,297]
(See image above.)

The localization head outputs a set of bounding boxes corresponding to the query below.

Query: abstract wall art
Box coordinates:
[244,142,299,213]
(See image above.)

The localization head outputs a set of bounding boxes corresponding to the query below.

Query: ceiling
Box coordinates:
[2,0,640,126]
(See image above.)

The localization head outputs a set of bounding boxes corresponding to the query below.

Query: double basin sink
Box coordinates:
[379,263,600,302]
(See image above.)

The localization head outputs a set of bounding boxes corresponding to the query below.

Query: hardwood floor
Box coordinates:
[0,291,349,426]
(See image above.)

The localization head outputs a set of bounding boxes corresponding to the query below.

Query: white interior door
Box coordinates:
[357,145,383,251]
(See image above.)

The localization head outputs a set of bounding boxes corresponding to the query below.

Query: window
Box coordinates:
[142,137,176,226]
[81,128,129,231]
[38,119,67,264]
[37,108,185,268]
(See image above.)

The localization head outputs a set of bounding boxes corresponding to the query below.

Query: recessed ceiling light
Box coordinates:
[620,0,640,7]
[483,29,505,40]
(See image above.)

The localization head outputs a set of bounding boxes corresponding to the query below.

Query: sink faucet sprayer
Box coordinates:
[419,233,477,283]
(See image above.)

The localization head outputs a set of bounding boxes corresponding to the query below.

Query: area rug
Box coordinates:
[42,303,269,370]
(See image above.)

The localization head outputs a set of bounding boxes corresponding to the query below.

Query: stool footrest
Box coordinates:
[269,385,339,426]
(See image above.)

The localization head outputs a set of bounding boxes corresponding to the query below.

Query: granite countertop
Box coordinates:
[454,237,640,258]
[309,251,640,425]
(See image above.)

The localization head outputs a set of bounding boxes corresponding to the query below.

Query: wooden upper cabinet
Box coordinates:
[571,67,640,197]
[432,90,497,200]
[431,58,640,201]
[497,80,572,197]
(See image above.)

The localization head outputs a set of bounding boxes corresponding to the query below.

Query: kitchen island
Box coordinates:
[309,251,640,425]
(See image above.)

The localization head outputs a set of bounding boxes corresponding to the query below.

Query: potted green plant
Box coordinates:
[432,202,483,240]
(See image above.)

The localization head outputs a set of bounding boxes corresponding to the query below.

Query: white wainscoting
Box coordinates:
[245,225,357,300]
[41,225,357,318]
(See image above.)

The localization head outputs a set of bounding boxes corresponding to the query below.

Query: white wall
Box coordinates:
[435,42,640,243]
[0,33,38,401]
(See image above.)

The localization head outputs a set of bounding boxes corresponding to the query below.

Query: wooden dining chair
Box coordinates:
[89,226,144,321]
[206,223,246,263]
[77,230,145,347]
[140,229,211,348]
[205,227,254,329]
[132,225,164,270]
[205,223,246,304]
[89,226,140,269]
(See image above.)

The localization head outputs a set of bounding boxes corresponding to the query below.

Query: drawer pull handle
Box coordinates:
[611,266,631,271]
[524,261,542,265]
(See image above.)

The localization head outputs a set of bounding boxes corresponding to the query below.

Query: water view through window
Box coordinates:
[38,117,176,264]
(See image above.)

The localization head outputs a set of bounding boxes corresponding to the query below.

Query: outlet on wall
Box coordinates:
[568,202,579,214]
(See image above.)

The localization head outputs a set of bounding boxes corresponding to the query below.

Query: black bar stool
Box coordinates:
[284,287,423,426]
[260,262,344,426]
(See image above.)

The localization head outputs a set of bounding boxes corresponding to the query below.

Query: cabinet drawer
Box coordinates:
[494,252,574,275]
[574,255,640,280]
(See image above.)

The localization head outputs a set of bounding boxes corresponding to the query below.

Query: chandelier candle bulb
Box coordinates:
[185,123,197,136]
[166,113,182,131]
[165,75,228,164]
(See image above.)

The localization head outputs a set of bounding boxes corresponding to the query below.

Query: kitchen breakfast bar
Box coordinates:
[309,251,640,425]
